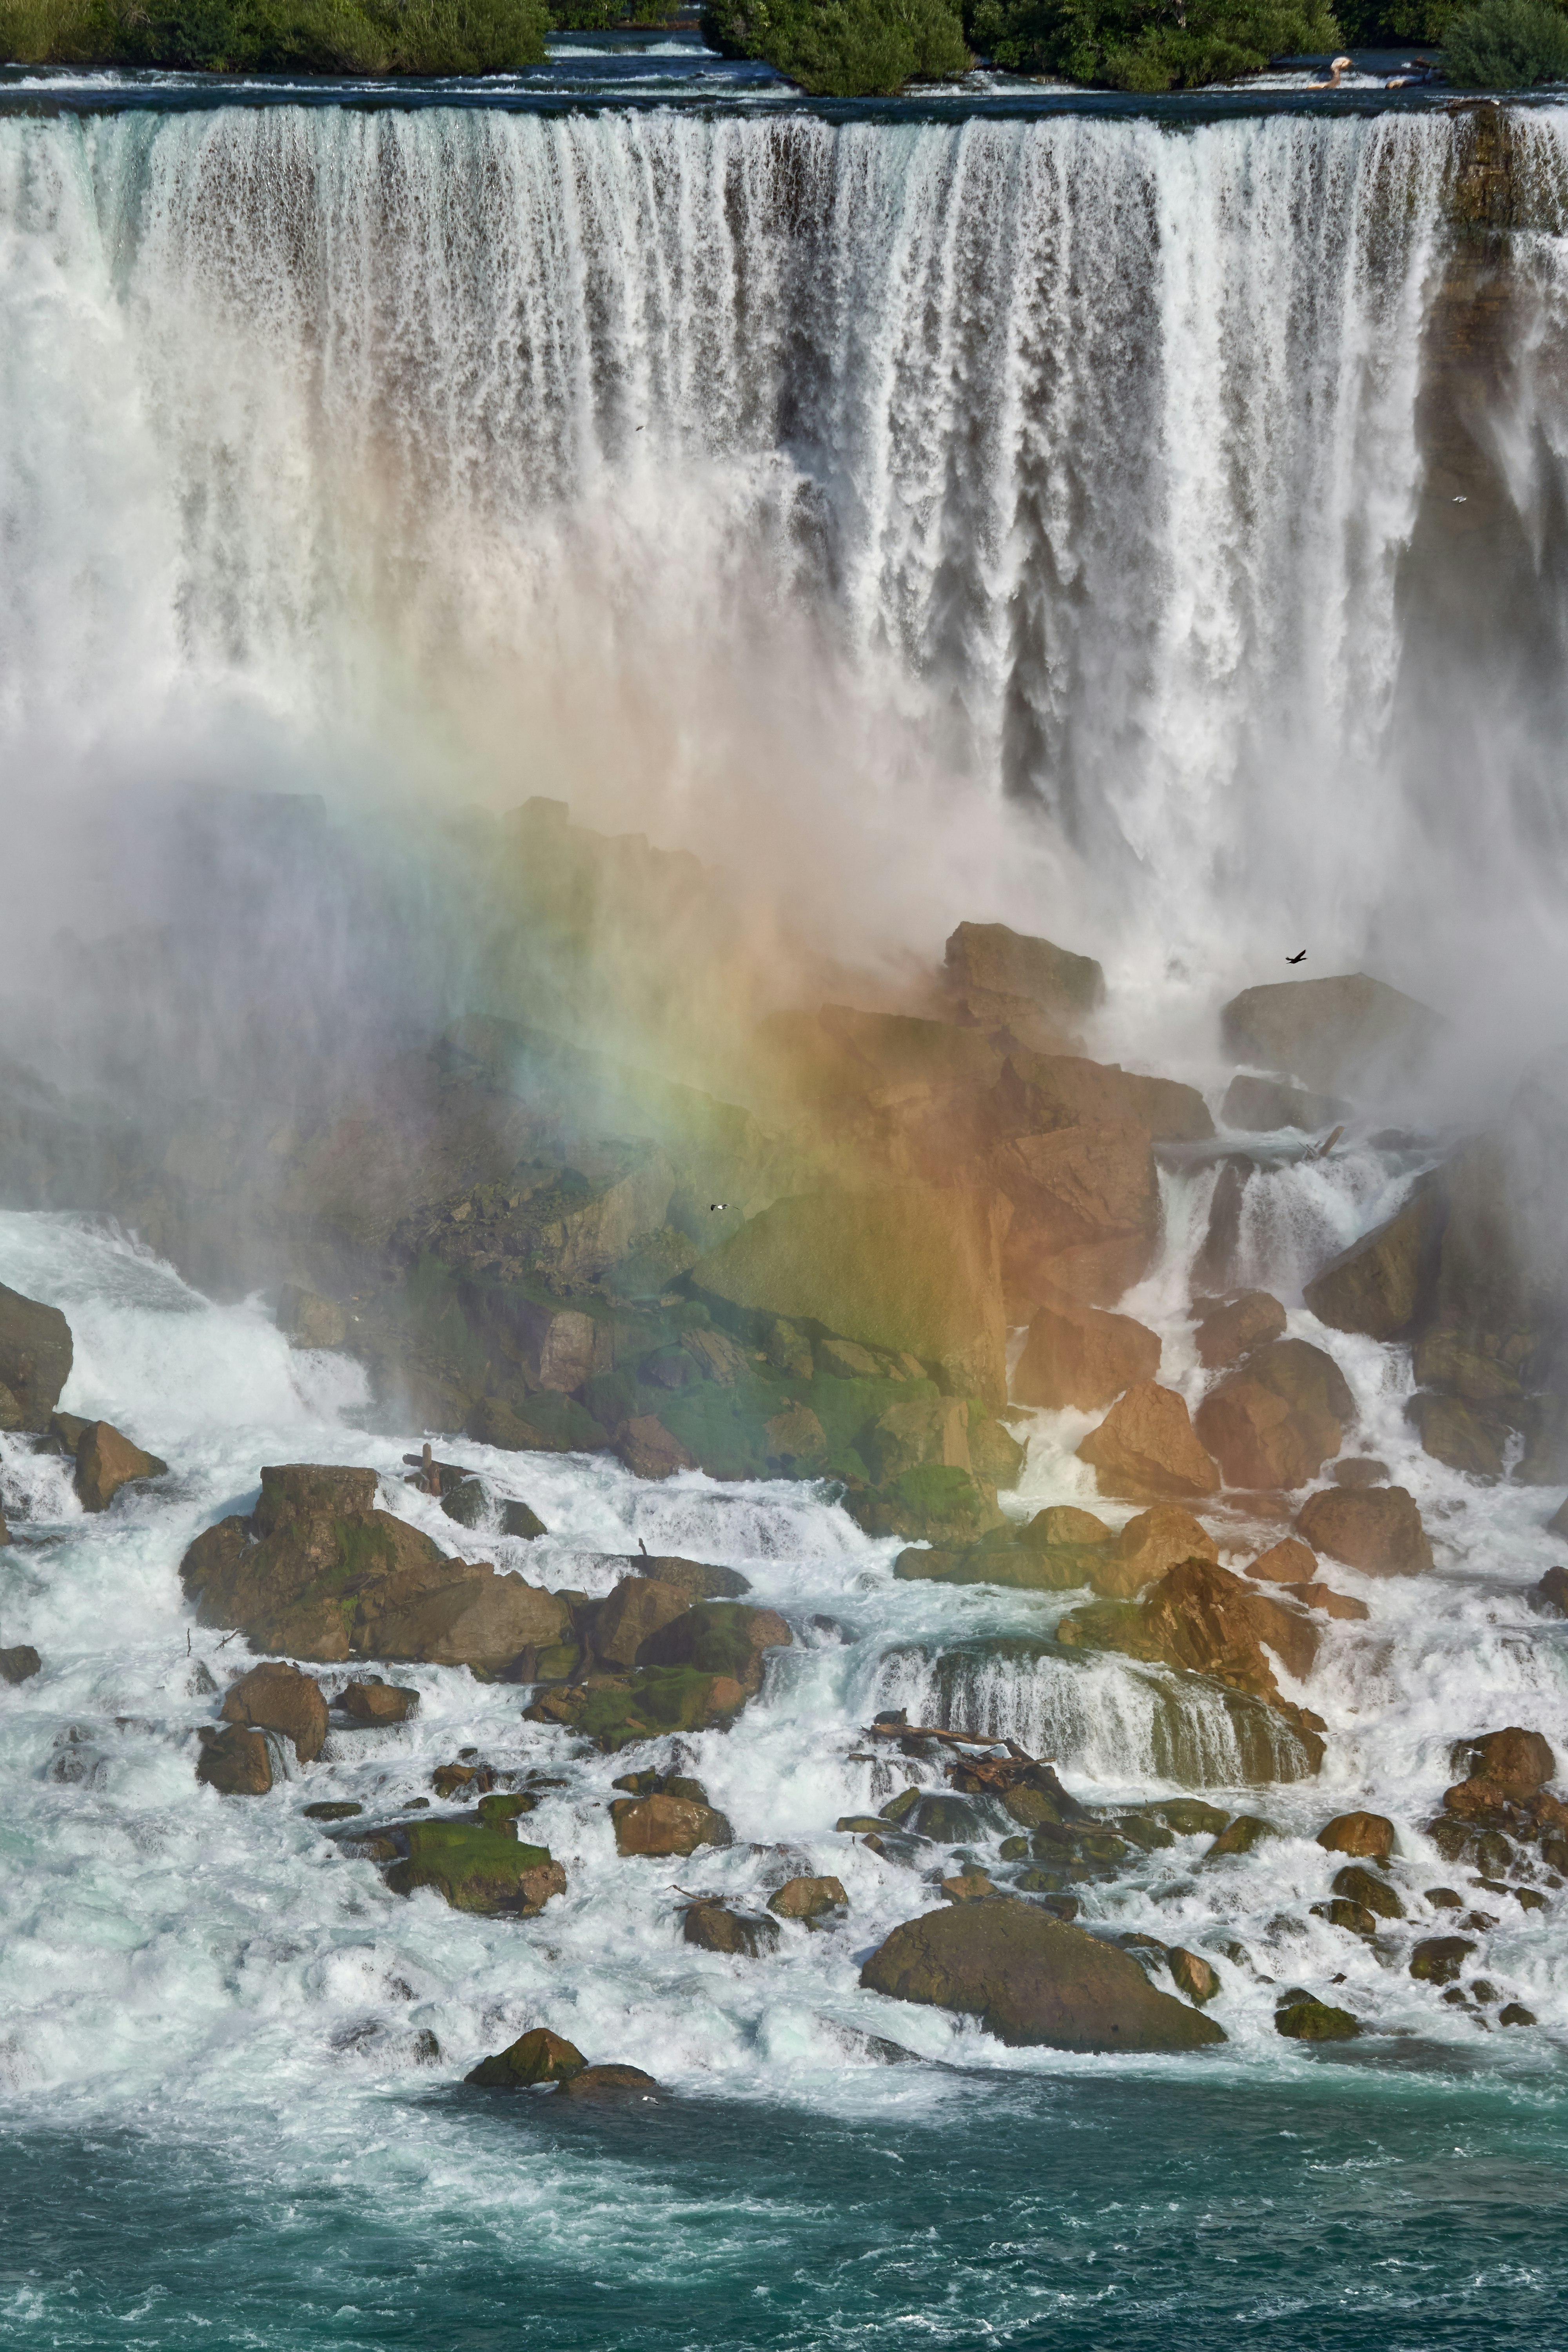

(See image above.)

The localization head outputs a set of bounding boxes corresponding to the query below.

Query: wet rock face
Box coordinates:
[179,1462,567,1671]
[611,1791,733,1858]
[1077,1382,1221,1501]
[0,1283,73,1434]
[555,2064,661,2103]
[339,1677,419,1724]
[681,1901,781,1957]
[1275,1993,1360,2041]
[1012,1288,1161,1413]
[1304,1186,1445,1341]
[1195,1379,1333,1491]
[1220,1076,1350,1134]
[1317,1811,1395,1862]
[1089,1506,1216,1600]
[590,1576,692,1670]
[944,921,1105,1033]
[994,1122,1161,1318]
[384,1820,561,1915]
[1295,1486,1434,1577]
[0,1643,42,1684]
[466,2027,585,2089]
[1219,974,1443,1098]
[859,1902,1224,2053]
[221,1661,328,1764]
[196,1722,273,1795]
[1193,1290,1287,1370]
[1453,1727,1556,1800]
[768,1875,847,1921]
[73,1421,168,1512]
[1247,1537,1317,1585]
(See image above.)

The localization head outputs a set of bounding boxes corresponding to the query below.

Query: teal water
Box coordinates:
[6,2067,1568,2348]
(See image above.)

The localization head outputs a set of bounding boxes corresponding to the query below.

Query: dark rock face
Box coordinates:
[554,2064,661,2103]
[1304,1187,1444,1341]
[1195,1379,1333,1491]
[1410,1936,1475,1986]
[466,2026,585,2089]
[681,1901,780,1957]
[1221,1076,1350,1134]
[339,1677,420,1724]
[179,1463,567,1671]
[1194,1290,1287,1370]
[1406,1392,1509,1480]
[221,1660,328,1763]
[195,1722,273,1795]
[635,1557,751,1601]
[1295,1486,1434,1576]
[0,1283,73,1433]
[0,1643,41,1684]
[859,1902,1224,2052]
[1220,974,1443,1096]
[590,1575,692,1670]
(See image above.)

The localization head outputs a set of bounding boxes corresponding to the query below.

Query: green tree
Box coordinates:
[1443,0,1568,80]
[964,0,1340,87]
[702,0,969,95]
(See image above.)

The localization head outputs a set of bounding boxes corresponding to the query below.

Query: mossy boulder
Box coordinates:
[860,1902,1225,2052]
[851,1464,1006,1545]
[1275,1993,1361,2041]
[466,2026,585,2089]
[636,1600,791,1690]
[527,1665,751,1750]
[385,1820,559,1915]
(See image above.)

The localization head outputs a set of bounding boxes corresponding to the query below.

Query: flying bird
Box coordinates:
[710,1201,728,1211]
[1286,951,1307,964]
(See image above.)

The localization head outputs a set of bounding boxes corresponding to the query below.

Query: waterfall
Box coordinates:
[3,102,1568,980]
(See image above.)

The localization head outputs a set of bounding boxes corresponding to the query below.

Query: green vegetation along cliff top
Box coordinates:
[0,0,552,71]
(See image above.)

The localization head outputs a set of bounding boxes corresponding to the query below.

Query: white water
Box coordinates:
[5,103,1568,1003]
[2,1153,1566,2151]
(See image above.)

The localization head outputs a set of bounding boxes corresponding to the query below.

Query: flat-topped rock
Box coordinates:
[1220,973,1443,1096]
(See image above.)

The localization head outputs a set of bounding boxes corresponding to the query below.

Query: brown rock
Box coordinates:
[1246,1537,1318,1584]
[610,1791,733,1858]
[1243,1338,1354,1428]
[1303,1185,1444,1340]
[1077,1383,1221,1501]
[1013,1288,1161,1412]
[1296,1486,1434,1576]
[940,1872,995,1902]
[1089,1505,1216,1599]
[179,1463,568,1670]
[1025,1506,1112,1545]
[276,1286,348,1351]
[633,1557,752,1601]
[1066,1557,1320,1716]
[0,1643,41,1684]
[859,1902,1224,2052]
[1332,1864,1403,1920]
[195,1722,273,1795]
[1191,1157,1254,1296]
[993,1124,1161,1309]
[339,1678,420,1724]
[1333,1457,1390,1487]
[1220,973,1443,1095]
[1299,1583,1370,1621]
[1458,1726,1556,1798]
[1194,1290,1287,1370]
[1317,1811,1395,1861]
[465,1396,612,1455]
[1014,1233,1162,1313]
[0,1283,73,1433]
[1194,1380,1332,1491]
[516,1303,600,1393]
[221,1660,328,1763]
[989,1048,1212,1143]
[554,2063,660,2103]
[1220,1075,1350,1133]
[1530,1564,1568,1616]
[518,1858,568,1915]
[768,1875,848,1920]
[944,922,1106,1029]
[1168,1947,1219,2005]
[860,1396,972,1484]
[465,2026,585,2089]
[616,1416,697,1481]
[590,1576,691,1671]
[1441,1775,1512,1822]
[74,1422,167,1513]
[636,1601,791,1693]
[1405,1392,1508,1481]
[1412,1328,1524,1407]
[681,1902,780,1956]
[764,1403,828,1473]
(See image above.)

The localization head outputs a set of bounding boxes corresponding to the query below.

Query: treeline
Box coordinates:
[0,0,553,70]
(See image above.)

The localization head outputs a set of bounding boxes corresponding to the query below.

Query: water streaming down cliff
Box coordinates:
[7,102,1568,980]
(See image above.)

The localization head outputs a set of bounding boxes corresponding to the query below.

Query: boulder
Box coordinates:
[338,1677,420,1725]
[815,1336,888,1381]
[1274,1994,1360,2041]
[681,1902,780,1957]
[1206,1814,1277,1858]
[0,1643,41,1684]
[276,1285,347,1350]
[74,1421,167,1513]
[1409,1936,1474,1986]
[1027,1506,1111,1545]
[616,1415,697,1481]
[1412,1328,1524,1406]
[611,1791,733,1857]
[1168,1947,1219,2005]
[633,1556,751,1601]
[1406,1392,1509,1481]
[941,1871,995,1902]
[1220,973,1443,1095]
[195,1722,272,1795]
[466,1394,611,1455]
[1089,1505,1217,1599]
[1333,1457,1390,1487]
[768,1875,848,1921]
[1295,1486,1434,1576]
[466,2027,585,2089]
[1191,1157,1254,1296]
[1220,1075,1351,1133]
[179,1463,568,1670]
[764,1402,828,1473]
[636,1601,791,1693]
[1194,1380,1332,1491]
[1300,1583,1370,1621]
[590,1575,691,1670]
[991,1124,1161,1317]
[515,1303,601,1393]
[1077,1383,1221,1501]
[1332,1864,1403,1920]
[1303,1186,1444,1340]
[0,1507,8,1546]
[691,1183,1008,1406]
[1454,1726,1555,1798]
[554,2063,661,2103]
[1552,1498,1568,1540]
[1193,1290,1287,1370]
[1243,1338,1355,1429]
[1246,1537,1318,1585]
[0,1283,72,1432]
[385,1820,560,1915]
[944,921,1106,1031]
[989,1050,1213,1143]
[221,1660,328,1763]
[860,1396,972,1485]
[1530,1564,1568,1616]
[1013,1289,1161,1412]
[859,1902,1224,2052]
[1060,1557,1321,1731]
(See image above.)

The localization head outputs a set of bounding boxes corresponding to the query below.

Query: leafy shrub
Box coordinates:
[0,0,548,69]
[964,0,1340,85]
[1443,0,1568,82]
[702,0,969,94]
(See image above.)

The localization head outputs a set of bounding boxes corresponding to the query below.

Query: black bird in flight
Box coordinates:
[710,1201,728,1211]
[1286,951,1307,964]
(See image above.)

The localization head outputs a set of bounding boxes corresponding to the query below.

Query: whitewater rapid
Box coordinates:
[3,1126,1566,2170]
[5,102,1568,995]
